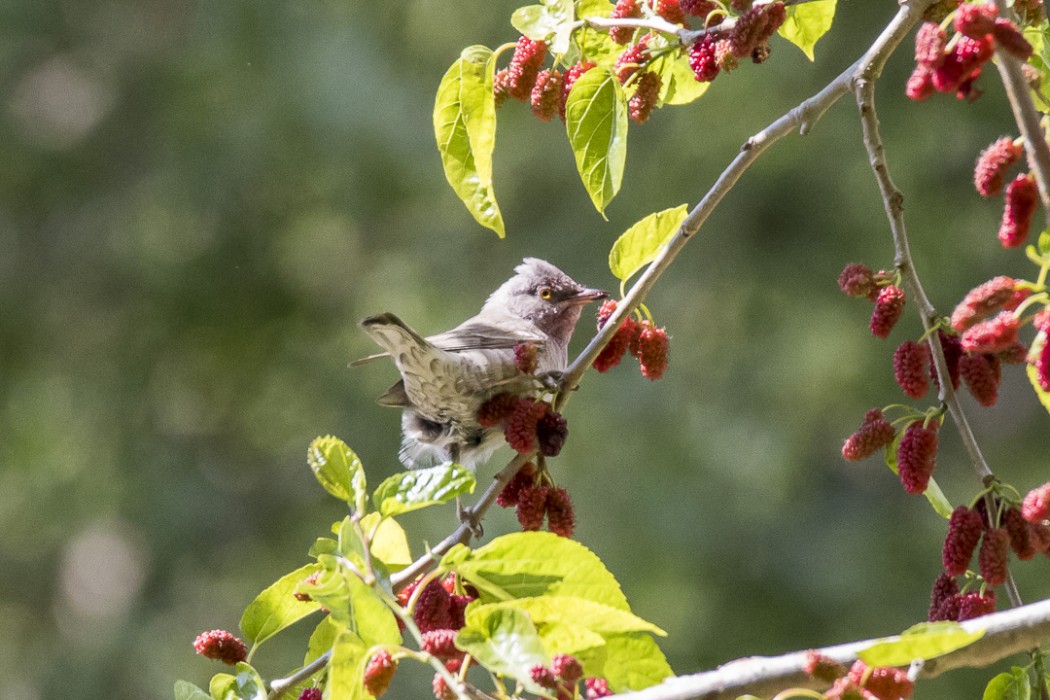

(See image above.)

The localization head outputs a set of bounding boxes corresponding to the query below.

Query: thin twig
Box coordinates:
[267,651,331,699]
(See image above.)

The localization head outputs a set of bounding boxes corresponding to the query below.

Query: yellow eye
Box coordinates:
[540,288,553,300]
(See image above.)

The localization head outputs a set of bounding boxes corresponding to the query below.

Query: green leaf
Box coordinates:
[240,563,322,648]
[608,205,688,281]
[778,0,837,61]
[600,633,674,691]
[653,52,710,106]
[452,531,631,610]
[983,668,1032,700]
[512,0,574,54]
[565,66,628,216]
[174,680,211,700]
[457,607,550,692]
[361,512,412,571]
[346,571,402,647]
[326,629,369,700]
[372,463,476,517]
[858,621,984,667]
[1025,25,1050,110]
[479,596,666,636]
[307,436,366,508]
[209,663,266,700]
[310,536,338,558]
[434,46,504,237]
[537,621,607,660]
[1037,228,1050,256]
[305,615,342,664]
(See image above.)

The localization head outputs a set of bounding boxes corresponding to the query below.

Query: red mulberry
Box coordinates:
[297,689,322,700]
[838,263,877,299]
[950,276,1017,331]
[615,36,651,84]
[932,35,994,94]
[364,650,398,697]
[973,138,1023,197]
[680,0,717,16]
[636,323,670,380]
[422,629,462,661]
[906,65,936,101]
[803,651,847,683]
[414,580,455,633]
[478,392,518,428]
[654,0,686,25]
[978,527,1010,586]
[1022,482,1050,523]
[516,483,549,531]
[894,341,931,399]
[993,18,1034,60]
[193,629,248,665]
[586,678,613,699]
[841,408,895,461]
[847,660,915,700]
[954,1,997,38]
[915,22,947,67]
[870,285,906,338]
[537,409,568,457]
[729,2,785,58]
[928,572,959,621]
[593,317,637,372]
[497,462,537,508]
[552,654,584,683]
[610,0,642,44]
[960,352,1001,406]
[689,34,721,82]
[546,487,576,538]
[1004,506,1036,560]
[897,421,938,495]
[530,665,560,690]
[504,398,548,454]
[957,590,997,620]
[930,330,963,391]
[506,37,548,101]
[961,311,1020,353]
[999,173,1039,248]
[942,505,984,575]
[530,69,563,122]
[432,672,455,700]
[628,71,662,124]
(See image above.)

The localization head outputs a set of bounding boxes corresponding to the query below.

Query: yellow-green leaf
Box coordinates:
[372,463,476,517]
[565,67,628,216]
[609,205,688,281]
[174,680,211,700]
[600,633,673,691]
[858,621,984,667]
[478,596,666,636]
[434,46,504,237]
[457,607,549,692]
[326,630,369,700]
[512,0,574,54]
[209,663,266,700]
[983,668,1031,700]
[778,0,837,61]
[361,512,412,571]
[653,52,710,106]
[305,615,341,665]
[307,435,365,507]
[240,563,322,648]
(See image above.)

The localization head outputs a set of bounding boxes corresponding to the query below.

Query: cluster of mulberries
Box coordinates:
[495,37,548,105]
[476,394,569,457]
[687,2,785,84]
[497,464,577,537]
[297,688,322,700]
[841,408,896,462]
[610,0,643,44]
[192,629,248,665]
[822,660,914,700]
[529,654,586,700]
[836,263,908,338]
[950,277,1020,331]
[906,3,1032,102]
[897,420,939,495]
[593,300,670,379]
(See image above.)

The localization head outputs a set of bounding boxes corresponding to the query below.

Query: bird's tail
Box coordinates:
[359,312,433,357]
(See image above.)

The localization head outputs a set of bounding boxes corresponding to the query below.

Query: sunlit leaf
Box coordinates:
[983,668,1032,700]
[305,615,342,665]
[361,511,412,571]
[478,596,666,636]
[209,663,266,700]
[434,46,504,237]
[653,53,710,106]
[779,0,837,61]
[608,205,688,281]
[326,629,369,700]
[307,436,365,506]
[372,463,476,517]
[457,606,549,692]
[174,680,211,700]
[599,633,674,691]
[512,0,574,54]
[1026,353,1050,417]
[858,621,984,667]
[565,67,628,215]
[346,571,402,647]
[240,563,322,648]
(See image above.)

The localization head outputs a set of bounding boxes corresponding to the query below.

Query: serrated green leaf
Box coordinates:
[609,205,688,281]
[361,512,412,571]
[453,531,630,610]
[479,596,666,636]
[240,563,322,648]
[372,463,476,517]
[175,680,211,700]
[305,615,342,664]
[778,0,837,61]
[434,46,504,237]
[457,607,549,692]
[209,664,266,700]
[600,633,674,691]
[983,668,1032,700]
[858,621,984,667]
[308,436,365,506]
[566,67,628,215]
[326,630,369,700]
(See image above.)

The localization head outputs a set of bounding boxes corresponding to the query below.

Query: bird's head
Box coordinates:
[483,258,607,343]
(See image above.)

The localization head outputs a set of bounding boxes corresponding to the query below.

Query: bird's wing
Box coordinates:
[427,316,547,352]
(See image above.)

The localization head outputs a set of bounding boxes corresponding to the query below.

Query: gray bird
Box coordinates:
[357,258,606,468]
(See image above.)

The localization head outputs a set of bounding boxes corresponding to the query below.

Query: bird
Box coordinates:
[357,258,607,469]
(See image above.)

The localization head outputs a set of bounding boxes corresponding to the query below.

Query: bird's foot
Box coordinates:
[456,497,484,539]
[535,370,566,394]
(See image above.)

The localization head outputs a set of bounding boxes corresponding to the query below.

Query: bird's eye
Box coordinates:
[539,287,553,300]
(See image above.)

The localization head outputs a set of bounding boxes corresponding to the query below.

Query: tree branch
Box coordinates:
[603,598,1050,700]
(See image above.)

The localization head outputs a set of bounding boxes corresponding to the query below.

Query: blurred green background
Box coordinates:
[2,1,1048,698]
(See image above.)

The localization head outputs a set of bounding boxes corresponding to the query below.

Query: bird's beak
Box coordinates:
[569,287,609,305]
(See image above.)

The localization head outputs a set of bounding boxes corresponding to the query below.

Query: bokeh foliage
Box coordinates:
[1,1,1047,698]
